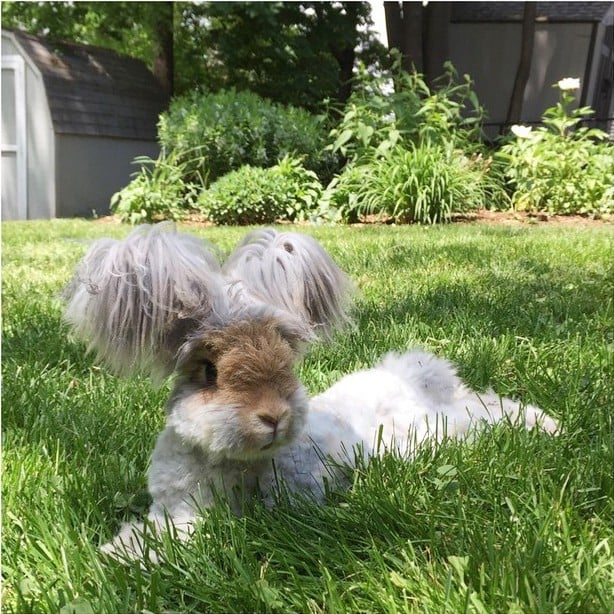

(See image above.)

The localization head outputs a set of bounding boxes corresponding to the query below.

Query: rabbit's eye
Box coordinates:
[200,359,218,387]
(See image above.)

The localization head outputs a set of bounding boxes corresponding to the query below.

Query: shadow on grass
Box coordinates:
[358,259,611,341]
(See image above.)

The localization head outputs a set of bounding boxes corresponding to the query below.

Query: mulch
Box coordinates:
[94,210,613,228]
[449,209,612,227]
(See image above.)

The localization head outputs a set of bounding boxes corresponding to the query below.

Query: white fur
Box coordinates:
[100,350,557,561]
[63,223,225,379]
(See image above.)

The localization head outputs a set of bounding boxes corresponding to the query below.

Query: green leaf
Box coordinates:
[333,129,355,151]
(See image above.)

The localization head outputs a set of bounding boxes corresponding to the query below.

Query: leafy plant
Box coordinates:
[198,156,323,225]
[328,58,486,164]
[320,58,499,225]
[499,79,614,215]
[158,89,337,185]
[110,152,199,224]
[321,144,506,224]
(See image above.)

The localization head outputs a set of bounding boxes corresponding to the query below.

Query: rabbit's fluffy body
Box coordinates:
[64,224,557,562]
[158,347,557,509]
[102,344,556,560]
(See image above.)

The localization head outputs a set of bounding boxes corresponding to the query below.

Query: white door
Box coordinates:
[2,55,27,220]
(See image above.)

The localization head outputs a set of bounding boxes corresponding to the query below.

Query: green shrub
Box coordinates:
[110,153,199,224]
[321,144,506,224]
[319,59,499,225]
[499,79,614,215]
[198,157,323,225]
[158,89,337,185]
[328,59,486,164]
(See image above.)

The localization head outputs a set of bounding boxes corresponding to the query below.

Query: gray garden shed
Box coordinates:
[1,29,168,220]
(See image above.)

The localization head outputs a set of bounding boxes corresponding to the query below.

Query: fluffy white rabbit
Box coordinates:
[63,223,556,561]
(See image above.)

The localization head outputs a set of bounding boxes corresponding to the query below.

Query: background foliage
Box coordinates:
[5,1,612,223]
[499,86,614,215]
[2,1,385,108]
[110,151,200,224]
[198,156,323,225]
[184,2,383,110]
[111,67,612,225]
[320,59,506,223]
[328,59,487,164]
[322,144,504,224]
[158,88,337,185]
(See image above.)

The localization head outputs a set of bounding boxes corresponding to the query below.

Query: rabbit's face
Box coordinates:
[168,318,309,461]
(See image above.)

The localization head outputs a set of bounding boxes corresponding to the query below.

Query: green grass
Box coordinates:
[3,219,613,613]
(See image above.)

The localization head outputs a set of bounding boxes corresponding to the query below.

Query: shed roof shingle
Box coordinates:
[9,29,168,140]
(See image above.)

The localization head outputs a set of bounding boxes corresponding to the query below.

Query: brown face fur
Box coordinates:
[179,318,305,457]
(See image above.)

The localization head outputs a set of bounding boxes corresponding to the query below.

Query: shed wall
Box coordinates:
[55,135,159,217]
[2,32,55,220]
[25,46,55,219]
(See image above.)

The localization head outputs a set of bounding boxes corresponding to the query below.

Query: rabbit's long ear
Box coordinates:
[223,229,353,338]
[63,223,224,379]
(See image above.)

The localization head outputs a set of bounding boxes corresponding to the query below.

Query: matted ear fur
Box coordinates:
[63,223,224,379]
[223,229,353,339]
[64,224,353,382]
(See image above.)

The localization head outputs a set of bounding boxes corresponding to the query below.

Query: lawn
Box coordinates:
[2,218,613,613]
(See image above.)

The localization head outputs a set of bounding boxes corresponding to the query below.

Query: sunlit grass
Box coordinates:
[3,219,613,613]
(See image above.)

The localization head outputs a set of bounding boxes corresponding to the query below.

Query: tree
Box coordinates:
[4,1,383,109]
[150,2,174,95]
[384,1,451,87]
[179,1,383,110]
[2,2,170,89]
[310,2,377,105]
[504,2,537,131]
[423,1,451,88]
[385,1,423,73]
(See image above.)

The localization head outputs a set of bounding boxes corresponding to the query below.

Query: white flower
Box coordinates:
[511,124,533,139]
[557,77,580,91]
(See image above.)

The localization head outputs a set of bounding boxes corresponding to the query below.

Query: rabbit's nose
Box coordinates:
[258,413,280,431]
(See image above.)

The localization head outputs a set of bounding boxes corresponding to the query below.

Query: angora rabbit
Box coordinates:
[64,224,556,561]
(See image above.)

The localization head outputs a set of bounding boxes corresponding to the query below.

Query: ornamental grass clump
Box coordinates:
[322,144,505,224]
[499,78,614,215]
